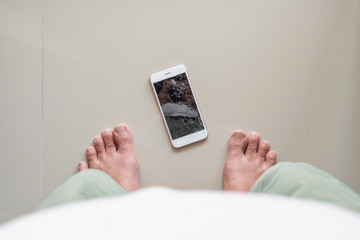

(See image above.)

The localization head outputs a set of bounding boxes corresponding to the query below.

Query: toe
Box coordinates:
[258,141,270,160]
[227,130,247,157]
[113,124,134,153]
[93,136,105,155]
[265,151,277,167]
[246,132,260,156]
[102,129,116,152]
[78,161,89,172]
[86,146,99,168]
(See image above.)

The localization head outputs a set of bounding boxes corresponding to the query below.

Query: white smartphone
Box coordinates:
[150,65,208,148]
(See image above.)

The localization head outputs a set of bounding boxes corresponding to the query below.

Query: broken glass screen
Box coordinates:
[153,73,205,140]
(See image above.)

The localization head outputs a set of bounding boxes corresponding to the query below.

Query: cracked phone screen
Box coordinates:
[153,73,205,140]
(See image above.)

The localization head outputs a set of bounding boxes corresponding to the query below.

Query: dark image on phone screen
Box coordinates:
[153,73,205,139]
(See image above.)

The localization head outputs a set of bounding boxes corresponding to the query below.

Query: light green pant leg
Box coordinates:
[38,169,127,210]
[250,162,360,213]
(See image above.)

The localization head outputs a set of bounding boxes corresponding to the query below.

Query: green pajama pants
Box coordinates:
[38,162,360,213]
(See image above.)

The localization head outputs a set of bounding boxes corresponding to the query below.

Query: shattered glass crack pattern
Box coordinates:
[153,73,205,140]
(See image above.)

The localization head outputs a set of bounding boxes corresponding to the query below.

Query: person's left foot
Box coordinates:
[78,124,140,192]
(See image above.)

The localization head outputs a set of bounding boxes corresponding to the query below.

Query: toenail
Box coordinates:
[115,126,127,136]
[233,132,245,141]
[249,132,258,138]
[104,129,112,135]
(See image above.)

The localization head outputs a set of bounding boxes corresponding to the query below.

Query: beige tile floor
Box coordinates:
[1,0,359,224]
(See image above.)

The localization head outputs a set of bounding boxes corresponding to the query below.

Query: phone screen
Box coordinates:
[153,73,205,140]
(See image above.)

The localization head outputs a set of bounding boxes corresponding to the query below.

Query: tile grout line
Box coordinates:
[40,0,44,202]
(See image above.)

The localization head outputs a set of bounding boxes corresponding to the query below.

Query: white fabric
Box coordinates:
[1,187,360,240]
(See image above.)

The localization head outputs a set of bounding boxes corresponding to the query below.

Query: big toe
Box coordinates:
[227,130,247,157]
[113,124,134,153]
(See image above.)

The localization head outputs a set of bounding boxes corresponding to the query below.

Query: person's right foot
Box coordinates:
[78,124,140,192]
[223,130,277,192]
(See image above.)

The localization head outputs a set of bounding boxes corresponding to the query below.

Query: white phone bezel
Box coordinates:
[150,65,208,148]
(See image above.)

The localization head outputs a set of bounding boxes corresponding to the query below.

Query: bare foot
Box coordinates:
[223,130,277,192]
[78,124,140,192]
